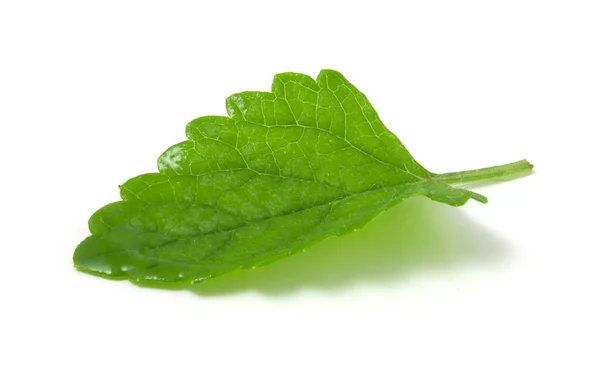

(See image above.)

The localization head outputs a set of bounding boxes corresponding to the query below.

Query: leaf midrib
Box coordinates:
[93,178,435,268]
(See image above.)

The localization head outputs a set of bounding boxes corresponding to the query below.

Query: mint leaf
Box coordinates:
[73,70,533,283]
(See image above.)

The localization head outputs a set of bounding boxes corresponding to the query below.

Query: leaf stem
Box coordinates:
[433,159,534,185]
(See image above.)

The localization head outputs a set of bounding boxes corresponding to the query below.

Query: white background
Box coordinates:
[1,1,599,368]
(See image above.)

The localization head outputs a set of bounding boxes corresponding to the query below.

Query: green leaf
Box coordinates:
[73,69,533,284]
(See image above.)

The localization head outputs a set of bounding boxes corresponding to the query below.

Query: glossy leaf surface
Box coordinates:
[73,70,532,283]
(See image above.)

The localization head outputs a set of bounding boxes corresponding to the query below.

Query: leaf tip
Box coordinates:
[471,192,488,204]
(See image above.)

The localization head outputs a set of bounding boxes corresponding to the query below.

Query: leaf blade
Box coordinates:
[74,69,505,284]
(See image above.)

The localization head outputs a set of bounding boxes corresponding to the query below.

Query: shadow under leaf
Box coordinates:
[152,197,512,296]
